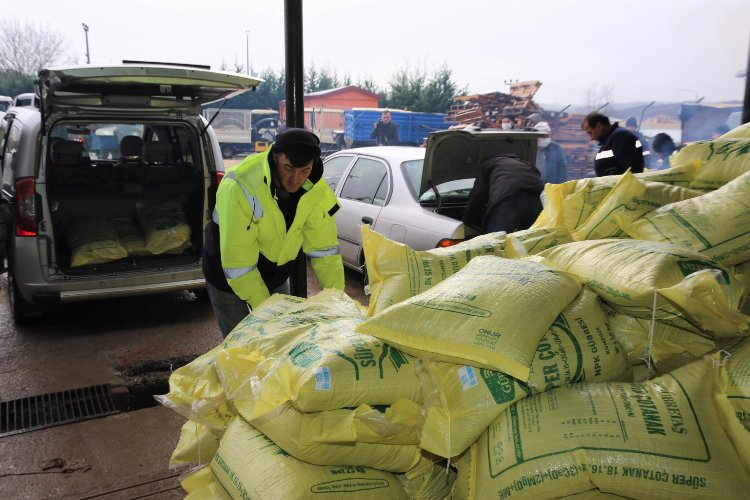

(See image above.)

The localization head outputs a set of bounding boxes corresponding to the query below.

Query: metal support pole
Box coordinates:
[245,30,250,75]
[82,23,90,64]
[284,0,307,298]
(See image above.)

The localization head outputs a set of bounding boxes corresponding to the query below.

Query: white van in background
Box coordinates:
[12,92,39,109]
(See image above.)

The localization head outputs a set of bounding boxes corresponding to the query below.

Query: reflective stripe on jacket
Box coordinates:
[214,149,344,308]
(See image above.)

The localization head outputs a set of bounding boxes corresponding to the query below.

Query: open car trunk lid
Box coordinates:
[419,128,548,199]
[37,62,263,114]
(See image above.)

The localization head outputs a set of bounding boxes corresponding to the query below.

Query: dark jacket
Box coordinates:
[370,121,400,145]
[594,123,644,176]
[462,153,545,232]
[535,141,568,184]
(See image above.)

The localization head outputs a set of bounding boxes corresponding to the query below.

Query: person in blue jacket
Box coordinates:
[582,112,644,176]
[533,121,568,184]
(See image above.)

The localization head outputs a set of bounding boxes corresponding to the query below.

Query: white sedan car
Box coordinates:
[322,129,545,272]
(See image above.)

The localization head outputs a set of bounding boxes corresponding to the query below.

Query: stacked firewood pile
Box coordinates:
[447,80,544,129]
[446,80,595,179]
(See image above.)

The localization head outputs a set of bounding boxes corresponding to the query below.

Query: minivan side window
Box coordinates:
[339,158,388,206]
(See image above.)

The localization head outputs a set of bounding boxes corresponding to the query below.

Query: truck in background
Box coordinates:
[202,108,280,158]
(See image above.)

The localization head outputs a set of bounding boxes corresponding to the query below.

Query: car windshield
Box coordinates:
[402,159,474,202]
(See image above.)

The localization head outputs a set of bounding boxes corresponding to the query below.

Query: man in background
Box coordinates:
[582,112,644,176]
[534,121,568,184]
[370,110,400,145]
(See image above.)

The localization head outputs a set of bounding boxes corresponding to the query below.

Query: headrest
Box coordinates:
[143,141,171,164]
[51,140,84,166]
[120,135,144,159]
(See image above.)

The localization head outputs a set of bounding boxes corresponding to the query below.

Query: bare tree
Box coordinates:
[0,18,69,76]
[582,83,616,112]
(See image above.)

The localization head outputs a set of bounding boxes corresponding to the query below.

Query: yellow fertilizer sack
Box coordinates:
[211,416,410,499]
[156,294,308,429]
[67,217,128,267]
[418,288,631,458]
[720,122,750,139]
[571,171,702,241]
[619,170,750,267]
[249,403,421,473]
[363,225,509,315]
[604,305,716,371]
[636,160,700,187]
[398,455,456,500]
[356,255,582,382]
[249,399,420,446]
[136,199,191,255]
[180,466,231,500]
[111,216,148,256]
[212,289,422,420]
[501,226,573,259]
[170,420,222,466]
[670,138,750,190]
[469,357,750,499]
[538,239,750,336]
[725,337,750,428]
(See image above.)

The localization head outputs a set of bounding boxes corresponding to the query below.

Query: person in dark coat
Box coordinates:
[370,110,400,145]
[582,112,644,176]
[463,153,545,234]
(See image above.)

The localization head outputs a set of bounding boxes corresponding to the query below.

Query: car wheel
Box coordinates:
[7,269,41,322]
[221,145,234,159]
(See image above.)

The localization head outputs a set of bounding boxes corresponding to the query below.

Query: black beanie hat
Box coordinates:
[272,128,321,157]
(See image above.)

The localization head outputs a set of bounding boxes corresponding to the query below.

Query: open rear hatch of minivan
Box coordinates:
[418,128,546,222]
[37,63,262,276]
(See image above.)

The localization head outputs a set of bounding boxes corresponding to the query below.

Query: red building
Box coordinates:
[279,85,380,143]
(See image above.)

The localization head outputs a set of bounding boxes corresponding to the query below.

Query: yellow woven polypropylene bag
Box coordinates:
[170,420,222,466]
[604,305,716,371]
[180,466,231,500]
[619,170,750,266]
[155,294,307,430]
[136,199,191,255]
[212,289,422,420]
[398,455,456,500]
[417,288,631,458]
[571,171,702,241]
[538,239,750,336]
[725,337,750,428]
[363,225,572,315]
[356,255,582,382]
[720,122,750,139]
[68,217,128,267]
[249,402,421,473]
[468,357,750,498]
[670,138,750,190]
[362,225,509,316]
[211,416,410,499]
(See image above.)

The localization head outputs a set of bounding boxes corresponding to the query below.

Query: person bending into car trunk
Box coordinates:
[462,153,545,234]
[202,129,345,337]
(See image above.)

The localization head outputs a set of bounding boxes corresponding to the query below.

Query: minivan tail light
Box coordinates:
[437,238,463,248]
[15,177,37,237]
[215,171,225,185]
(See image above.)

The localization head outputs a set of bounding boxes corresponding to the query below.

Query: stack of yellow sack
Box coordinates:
[159,125,750,498]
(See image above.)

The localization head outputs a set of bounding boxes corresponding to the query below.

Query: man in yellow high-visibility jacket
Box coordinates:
[202,128,344,336]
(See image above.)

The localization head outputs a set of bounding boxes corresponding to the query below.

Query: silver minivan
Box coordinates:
[0,62,261,320]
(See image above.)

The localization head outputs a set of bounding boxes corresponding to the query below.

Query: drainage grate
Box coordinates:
[0,384,120,437]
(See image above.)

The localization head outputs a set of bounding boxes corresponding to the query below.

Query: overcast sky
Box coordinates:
[5,0,749,106]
